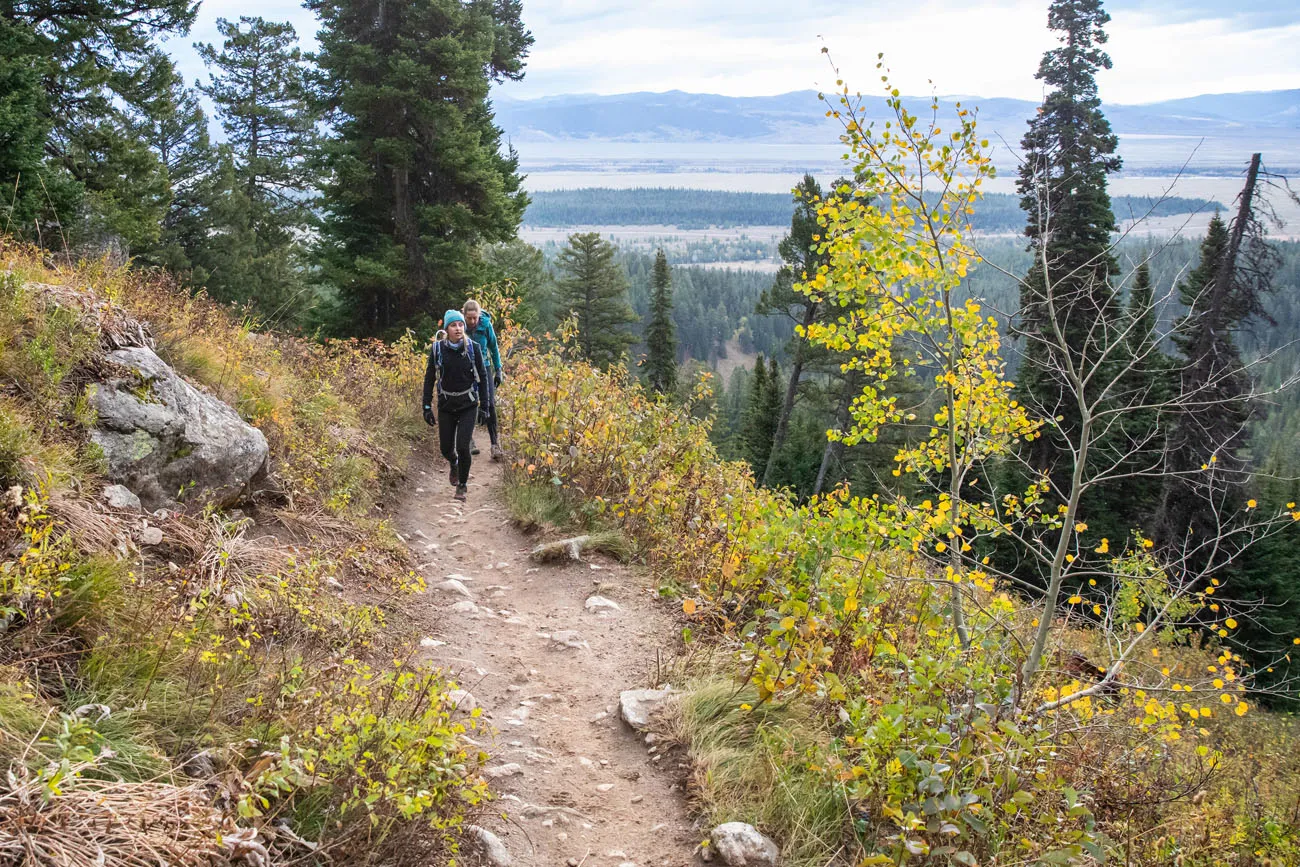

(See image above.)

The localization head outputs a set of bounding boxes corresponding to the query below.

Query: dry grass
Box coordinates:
[668,677,846,867]
[46,488,136,557]
[0,764,263,866]
[164,512,297,593]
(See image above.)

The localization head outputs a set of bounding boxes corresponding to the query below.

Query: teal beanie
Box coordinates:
[443,309,466,327]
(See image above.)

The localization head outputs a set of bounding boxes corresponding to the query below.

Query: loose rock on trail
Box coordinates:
[395,449,699,867]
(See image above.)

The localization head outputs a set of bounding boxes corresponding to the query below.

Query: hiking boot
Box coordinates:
[470,438,480,456]
[448,460,458,486]
[490,443,504,462]
[453,484,467,502]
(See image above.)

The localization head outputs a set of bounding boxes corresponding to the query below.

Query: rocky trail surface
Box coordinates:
[394,449,701,867]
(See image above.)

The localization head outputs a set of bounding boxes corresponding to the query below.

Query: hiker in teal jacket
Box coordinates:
[463,299,504,461]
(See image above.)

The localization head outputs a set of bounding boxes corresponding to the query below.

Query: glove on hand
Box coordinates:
[423,406,436,426]
[493,373,501,387]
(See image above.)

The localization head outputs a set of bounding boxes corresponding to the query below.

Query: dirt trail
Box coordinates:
[393,448,699,867]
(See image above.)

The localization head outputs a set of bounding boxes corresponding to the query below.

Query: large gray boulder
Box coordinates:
[89,346,269,511]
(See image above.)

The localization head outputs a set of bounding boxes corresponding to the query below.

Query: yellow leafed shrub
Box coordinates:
[504,337,1300,866]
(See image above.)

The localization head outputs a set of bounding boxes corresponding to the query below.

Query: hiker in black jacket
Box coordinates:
[422,310,488,502]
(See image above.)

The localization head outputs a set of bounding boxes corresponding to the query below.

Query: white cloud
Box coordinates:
[1105,13,1300,103]
[168,0,1300,104]
[513,0,1055,98]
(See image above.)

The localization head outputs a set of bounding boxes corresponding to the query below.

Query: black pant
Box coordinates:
[483,401,499,446]
[439,403,476,485]
[480,370,499,446]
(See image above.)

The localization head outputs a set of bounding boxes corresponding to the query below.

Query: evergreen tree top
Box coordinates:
[1038,0,1113,93]
[652,248,671,290]
[645,247,678,395]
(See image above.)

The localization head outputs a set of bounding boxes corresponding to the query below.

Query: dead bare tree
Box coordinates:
[965,154,1300,707]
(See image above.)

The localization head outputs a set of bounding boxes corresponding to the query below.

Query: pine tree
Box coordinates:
[8,0,195,251]
[1125,262,1157,357]
[814,368,860,496]
[1098,260,1171,533]
[742,356,783,477]
[757,175,828,486]
[1016,0,1123,475]
[1161,158,1287,688]
[484,240,556,331]
[644,249,678,395]
[194,17,318,320]
[196,18,316,213]
[71,107,171,253]
[555,232,638,369]
[1161,170,1277,539]
[310,0,533,334]
[134,58,215,273]
[713,366,752,461]
[742,355,771,473]
[760,355,782,475]
[0,19,53,235]
[1166,216,1240,499]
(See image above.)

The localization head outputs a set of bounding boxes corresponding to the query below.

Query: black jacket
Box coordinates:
[422,339,488,413]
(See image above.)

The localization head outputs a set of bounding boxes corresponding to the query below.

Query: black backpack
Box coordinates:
[432,339,480,403]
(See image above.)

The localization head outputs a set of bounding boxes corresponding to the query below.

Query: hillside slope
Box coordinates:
[0,245,483,864]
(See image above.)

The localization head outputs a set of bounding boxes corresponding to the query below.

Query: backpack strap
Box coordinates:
[433,339,480,399]
[465,340,480,384]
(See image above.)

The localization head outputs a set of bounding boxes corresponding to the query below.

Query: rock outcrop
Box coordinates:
[90,346,269,511]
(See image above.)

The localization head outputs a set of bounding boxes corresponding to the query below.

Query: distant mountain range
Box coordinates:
[494,88,1300,144]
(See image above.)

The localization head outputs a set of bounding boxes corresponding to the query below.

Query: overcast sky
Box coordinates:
[166,0,1300,105]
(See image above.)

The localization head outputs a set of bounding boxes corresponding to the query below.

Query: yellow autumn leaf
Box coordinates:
[682,598,697,615]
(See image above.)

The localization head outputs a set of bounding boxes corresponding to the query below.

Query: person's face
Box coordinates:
[465,310,480,330]
[446,320,465,341]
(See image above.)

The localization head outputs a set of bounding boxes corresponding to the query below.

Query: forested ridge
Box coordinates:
[524,186,1223,231]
